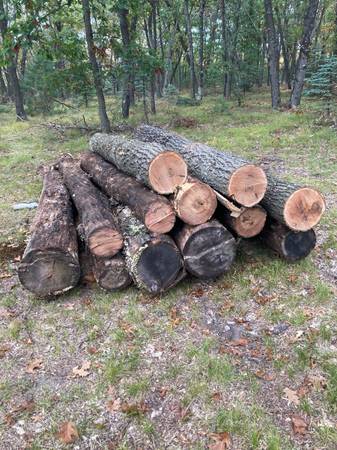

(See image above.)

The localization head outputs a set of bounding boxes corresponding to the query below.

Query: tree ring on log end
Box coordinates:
[88,228,123,257]
[148,151,188,194]
[283,188,326,231]
[18,250,80,297]
[144,201,176,234]
[96,259,132,290]
[235,206,267,238]
[137,241,182,294]
[228,164,268,207]
[282,229,317,261]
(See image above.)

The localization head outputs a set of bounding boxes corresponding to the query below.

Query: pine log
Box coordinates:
[261,176,325,231]
[58,157,123,257]
[80,152,175,234]
[117,206,185,294]
[89,133,188,194]
[18,168,80,296]
[172,177,217,225]
[260,221,316,261]
[217,204,267,238]
[134,125,268,207]
[173,220,236,279]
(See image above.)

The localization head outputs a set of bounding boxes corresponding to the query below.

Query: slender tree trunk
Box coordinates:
[118,8,133,118]
[334,0,337,55]
[81,0,110,131]
[276,6,291,89]
[264,0,281,108]
[198,0,206,99]
[289,0,319,108]
[0,69,8,102]
[184,0,197,99]
[220,0,228,98]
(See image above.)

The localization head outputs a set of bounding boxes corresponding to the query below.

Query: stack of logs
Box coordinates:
[18,125,325,297]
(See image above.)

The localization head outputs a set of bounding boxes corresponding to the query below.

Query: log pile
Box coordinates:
[18,126,325,297]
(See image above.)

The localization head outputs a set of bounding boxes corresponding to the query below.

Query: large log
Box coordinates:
[134,125,268,207]
[58,157,123,257]
[173,220,236,279]
[261,176,325,231]
[217,204,267,238]
[89,133,188,194]
[18,168,80,297]
[260,221,316,261]
[80,152,175,234]
[117,206,185,294]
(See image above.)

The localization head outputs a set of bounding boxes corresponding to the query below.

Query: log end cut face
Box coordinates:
[97,258,132,291]
[282,228,317,261]
[228,164,268,207]
[88,228,123,257]
[175,181,217,226]
[137,240,183,294]
[18,250,80,297]
[284,188,326,231]
[149,151,188,194]
[144,201,176,234]
[235,206,267,238]
[183,223,236,279]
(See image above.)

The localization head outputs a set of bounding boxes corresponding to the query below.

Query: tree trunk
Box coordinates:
[276,5,291,89]
[184,0,197,99]
[220,0,228,98]
[116,206,184,294]
[260,221,316,261]
[80,152,176,234]
[89,133,188,195]
[173,220,236,279]
[217,205,267,238]
[18,168,80,296]
[134,125,267,207]
[58,157,123,257]
[81,0,111,132]
[264,0,281,108]
[262,176,325,231]
[118,8,134,118]
[198,0,206,99]
[289,0,319,108]
[0,69,8,102]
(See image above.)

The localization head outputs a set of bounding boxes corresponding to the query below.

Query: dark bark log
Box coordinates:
[264,0,281,108]
[289,0,319,108]
[173,220,236,279]
[262,176,325,231]
[18,169,80,296]
[184,0,197,99]
[80,152,175,234]
[260,221,316,261]
[58,157,123,257]
[116,206,184,294]
[81,0,111,132]
[90,133,188,194]
[217,205,267,238]
[134,125,267,207]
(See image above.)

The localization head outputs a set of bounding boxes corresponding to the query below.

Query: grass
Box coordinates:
[0,88,336,449]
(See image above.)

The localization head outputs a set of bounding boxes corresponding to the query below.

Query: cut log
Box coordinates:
[217,205,267,238]
[80,152,175,234]
[134,125,268,207]
[172,177,217,226]
[18,168,80,296]
[260,221,316,261]
[89,133,188,194]
[58,157,123,257]
[173,220,236,279]
[117,206,185,294]
[261,176,325,231]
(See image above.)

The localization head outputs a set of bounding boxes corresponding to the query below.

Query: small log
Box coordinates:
[18,168,80,296]
[260,221,316,261]
[134,125,268,207]
[172,177,217,226]
[173,220,236,279]
[117,206,184,294]
[89,133,188,194]
[262,176,325,231]
[58,157,123,257]
[217,205,267,238]
[80,152,175,234]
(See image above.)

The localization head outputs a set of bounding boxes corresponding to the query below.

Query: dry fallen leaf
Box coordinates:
[106,398,122,413]
[230,338,248,347]
[0,345,10,358]
[255,370,275,381]
[25,358,43,374]
[71,360,91,378]
[291,415,308,435]
[209,432,231,450]
[57,421,79,444]
[4,399,35,425]
[284,388,300,405]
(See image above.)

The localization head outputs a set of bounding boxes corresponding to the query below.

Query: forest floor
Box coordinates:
[0,89,336,450]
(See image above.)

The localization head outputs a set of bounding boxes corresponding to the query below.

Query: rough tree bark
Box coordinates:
[217,205,267,238]
[118,8,134,118]
[264,0,281,108]
[134,125,268,207]
[289,0,320,108]
[184,0,197,99]
[81,0,111,132]
[18,169,80,296]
